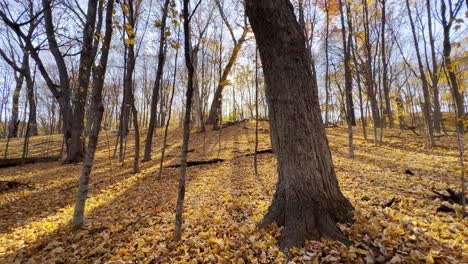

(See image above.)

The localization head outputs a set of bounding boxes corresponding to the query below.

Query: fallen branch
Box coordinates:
[245,149,273,156]
[0,180,34,193]
[432,188,465,205]
[0,156,60,168]
[436,205,455,213]
[166,158,225,168]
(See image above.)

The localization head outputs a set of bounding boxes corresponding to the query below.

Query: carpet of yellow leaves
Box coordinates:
[0,122,466,263]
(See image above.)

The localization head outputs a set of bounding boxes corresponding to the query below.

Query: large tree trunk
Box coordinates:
[143,0,170,161]
[246,0,354,252]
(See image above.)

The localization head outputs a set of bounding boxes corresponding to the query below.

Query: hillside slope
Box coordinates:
[0,122,466,263]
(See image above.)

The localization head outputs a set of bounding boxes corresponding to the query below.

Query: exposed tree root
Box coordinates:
[258,187,354,253]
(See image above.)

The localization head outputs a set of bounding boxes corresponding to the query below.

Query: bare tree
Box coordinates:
[73,0,115,229]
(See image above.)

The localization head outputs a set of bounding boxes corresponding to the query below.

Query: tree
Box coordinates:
[338,0,354,158]
[0,0,104,162]
[245,0,353,252]
[380,0,393,128]
[73,0,115,229]
[405,0,435,146]
[207,0,248,129]
[362,0,381,134]
[143,0,171,162]
[174,0,196,241]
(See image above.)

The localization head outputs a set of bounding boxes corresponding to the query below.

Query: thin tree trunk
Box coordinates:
[159,31,180,178]
[144,0,170,161]
[254,48,259,175]
[339,0,354,158]
[380,0,393,128]
[405,0,435,146]
[426,0,442,133]
[207,27,248,127]
[174,0,195,242]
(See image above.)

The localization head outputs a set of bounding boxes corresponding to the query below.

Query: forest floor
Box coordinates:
[0,121,467,263]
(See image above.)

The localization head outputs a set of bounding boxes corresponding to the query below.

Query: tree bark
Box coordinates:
[246,0,354,252]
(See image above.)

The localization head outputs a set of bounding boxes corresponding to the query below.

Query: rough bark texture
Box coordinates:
[246,0,354,252]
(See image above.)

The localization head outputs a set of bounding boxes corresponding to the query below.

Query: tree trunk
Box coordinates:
[73,0,114,229]
[159,30,180,178]
[174,0,195,242]
[24,56,37,137]
[339,0,354,158]
[405,0,435,146]
[8,73,23,138]
[143,0,170,161]
[426,0,442,133]
[324,0,330,125]
[68,0,100,163]
[362,0,381,130]
[246,0,353,252]
[380,0,393,128]
[207,29,248,127]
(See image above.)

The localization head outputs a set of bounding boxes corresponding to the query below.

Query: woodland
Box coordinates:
[0,0,467,263]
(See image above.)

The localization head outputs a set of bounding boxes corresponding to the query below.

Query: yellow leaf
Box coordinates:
[426,251,434,264]
[125,38,135,45]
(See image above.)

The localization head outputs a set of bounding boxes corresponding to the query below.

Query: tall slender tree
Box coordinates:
[143,0,171,161]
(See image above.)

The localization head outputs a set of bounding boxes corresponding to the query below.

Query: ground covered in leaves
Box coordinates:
[0,122,466,263]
